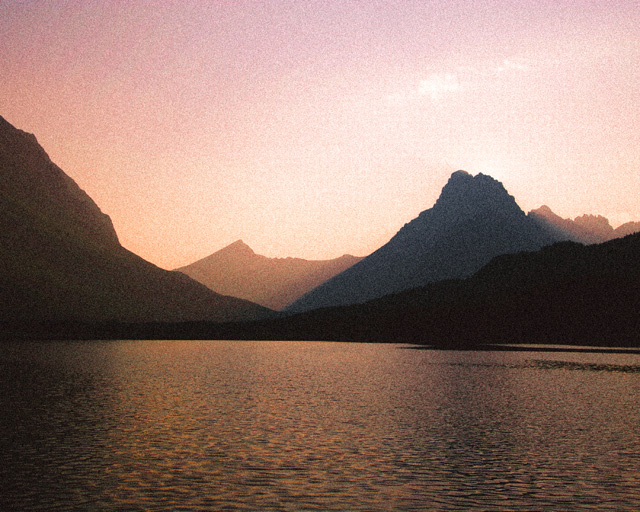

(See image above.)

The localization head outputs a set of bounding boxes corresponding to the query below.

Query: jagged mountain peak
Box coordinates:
[573,214,612,231]
[405,171,524,237]
[432,171,520,219]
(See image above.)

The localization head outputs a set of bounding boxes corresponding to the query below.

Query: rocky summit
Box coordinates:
[287,170,561,312]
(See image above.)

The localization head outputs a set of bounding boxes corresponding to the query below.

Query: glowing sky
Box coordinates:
[2,1,639,269]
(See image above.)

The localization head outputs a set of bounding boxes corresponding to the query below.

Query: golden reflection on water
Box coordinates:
[1,340,640,511]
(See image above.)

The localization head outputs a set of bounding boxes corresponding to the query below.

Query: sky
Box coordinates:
[1,0,639,269]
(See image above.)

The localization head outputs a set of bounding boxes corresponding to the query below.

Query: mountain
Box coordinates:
[187,232,640,347]
[529,205,640,244]
[287,170,561,312]
[176,240,362,310]
[0,115,271,324]
[615,221,640,237]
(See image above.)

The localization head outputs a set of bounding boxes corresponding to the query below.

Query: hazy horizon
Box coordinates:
[2,1,639,269]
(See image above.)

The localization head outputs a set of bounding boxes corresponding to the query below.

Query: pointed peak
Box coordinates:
[219,239,255,256]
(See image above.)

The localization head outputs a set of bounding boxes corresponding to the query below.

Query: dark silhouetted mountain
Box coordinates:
[0,115,271,324]
[288,171,560,312]
[0,116,120,249]
[176,240,362,310]
[529,205,640,244]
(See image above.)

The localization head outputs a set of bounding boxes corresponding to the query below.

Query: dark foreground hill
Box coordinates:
[288,171,560,313]
[176,240,362,310]
[276,233,640,346]
[0,115,271,324]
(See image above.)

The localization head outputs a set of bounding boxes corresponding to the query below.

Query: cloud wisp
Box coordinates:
[389,57,530,105]
[418,73,462,100]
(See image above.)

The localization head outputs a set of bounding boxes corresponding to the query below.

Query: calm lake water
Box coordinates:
[1,340,639,511]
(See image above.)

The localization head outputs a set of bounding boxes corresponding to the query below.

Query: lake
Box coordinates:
[1,340,639,511]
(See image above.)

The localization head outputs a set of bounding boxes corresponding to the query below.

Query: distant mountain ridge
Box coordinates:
[0,115,271,323]
[176,240,362,310]
[288,170,561,312]
[529,205,640,244]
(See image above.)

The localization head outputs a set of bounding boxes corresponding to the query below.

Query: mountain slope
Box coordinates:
[176,240,362,310]
[0,115,271,323]
[288,171,560,312]
[615,221,640,237]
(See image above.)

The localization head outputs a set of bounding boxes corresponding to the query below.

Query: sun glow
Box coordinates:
[1,1,638,268]
[451,148,515,186]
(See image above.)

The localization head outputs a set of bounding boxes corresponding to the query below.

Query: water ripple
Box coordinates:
[0,340,639,511]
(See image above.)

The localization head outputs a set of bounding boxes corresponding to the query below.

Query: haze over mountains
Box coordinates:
[177,240,362,310]
[288,171,562,312]
[0,115,270,324]
[529,205,640,245]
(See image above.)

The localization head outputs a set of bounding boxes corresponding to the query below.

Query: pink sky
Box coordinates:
[2,1,639,269]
